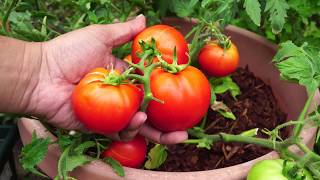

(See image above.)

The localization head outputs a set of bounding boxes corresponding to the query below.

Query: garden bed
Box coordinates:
[154,66,288,172]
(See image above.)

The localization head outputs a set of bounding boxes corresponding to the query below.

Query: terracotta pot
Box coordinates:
[18,18,319,180]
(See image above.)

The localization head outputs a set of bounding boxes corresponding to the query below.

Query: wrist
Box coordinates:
[0,36,43,114]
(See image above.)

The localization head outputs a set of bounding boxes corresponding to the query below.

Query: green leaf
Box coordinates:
[65,155,90,172]
[145,144,167,169]
[211,101,236,120]
[244,0,261,26]
[210,85,217,105]
[56,147,91,180]
[282,160,312,180]
[56,131,72,151]
[74,141,95,155]
[210,76,241,100]
[171,0,199,17]
[273,41,320,93]
[20,131,50,178]
[217,110,236,120]
[104,157,125,177]
[265,0,289,34]
[56,146,70,180]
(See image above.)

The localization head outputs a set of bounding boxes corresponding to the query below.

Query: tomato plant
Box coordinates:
[102,135,147,168]
[131,24,189,65]
[198,41,239,77]
[146,66,211,132]
[71,68,142,134]
[247,159,313,180]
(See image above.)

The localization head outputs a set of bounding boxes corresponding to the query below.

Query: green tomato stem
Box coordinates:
[199,113,208,129]
[293,91,315,137]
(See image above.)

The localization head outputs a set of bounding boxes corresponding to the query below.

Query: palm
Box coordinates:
[31,23,136,130]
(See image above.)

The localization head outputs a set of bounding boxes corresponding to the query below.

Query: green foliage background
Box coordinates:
[1,0,319,45]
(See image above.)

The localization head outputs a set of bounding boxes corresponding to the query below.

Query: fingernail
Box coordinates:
[135,14,144,19]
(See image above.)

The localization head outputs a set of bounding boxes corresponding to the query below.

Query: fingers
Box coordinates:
[106,112,147,141]
[104,55,128,72]
[139,124,188,145]
[103,14,146,47]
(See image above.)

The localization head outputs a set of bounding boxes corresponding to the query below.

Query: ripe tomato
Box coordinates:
[131,25,189,65]
[198,41,239,77]
[247,159,313,180]
[71,68,142,134]
[102,135,147,168]
[147,66,211,132]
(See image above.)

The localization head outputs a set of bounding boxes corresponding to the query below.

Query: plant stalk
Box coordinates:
[293,91,315,137]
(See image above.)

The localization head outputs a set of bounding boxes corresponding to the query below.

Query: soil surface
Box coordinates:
[154,66,288,172]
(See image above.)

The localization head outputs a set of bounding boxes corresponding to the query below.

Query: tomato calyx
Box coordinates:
[159,47,190,74]
[102,70,126,86]
[137,38,190,74]
[207,22,231,50]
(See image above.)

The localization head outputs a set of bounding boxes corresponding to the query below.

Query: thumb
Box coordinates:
[103,15,146,46]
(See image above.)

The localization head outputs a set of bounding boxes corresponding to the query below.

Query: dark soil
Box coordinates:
[154,66,288,172]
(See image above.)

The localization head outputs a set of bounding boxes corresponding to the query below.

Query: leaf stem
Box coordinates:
[293,91,315,137]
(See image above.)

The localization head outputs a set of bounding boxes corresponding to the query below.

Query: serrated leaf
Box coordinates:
[20,131,50,178]
[145,144,167,169]
[273,41,320,93]
[56,147,91,180]
[104,157,125,177]
[273,41,304,62]
[56,131,72,151]
[265,0,289,34]
[74,141,95,155]
[210,76,241,100]
[244,0,261,26]
[171,0,199,17]
[56,146,70,180]
[66,155,91,172]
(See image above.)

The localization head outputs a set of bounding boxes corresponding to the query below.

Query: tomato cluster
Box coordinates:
[71,24,239,168]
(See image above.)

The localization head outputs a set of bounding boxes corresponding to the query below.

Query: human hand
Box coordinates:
[26,15,187,144]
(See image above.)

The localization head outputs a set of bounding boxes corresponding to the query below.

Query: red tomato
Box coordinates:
[131,25,189,65]
[147,66,211,132]
[102,135,147,168]
[198,42,239,77]
[71,68,142,134]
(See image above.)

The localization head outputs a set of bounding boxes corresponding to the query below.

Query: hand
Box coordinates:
[26,15,187,144]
